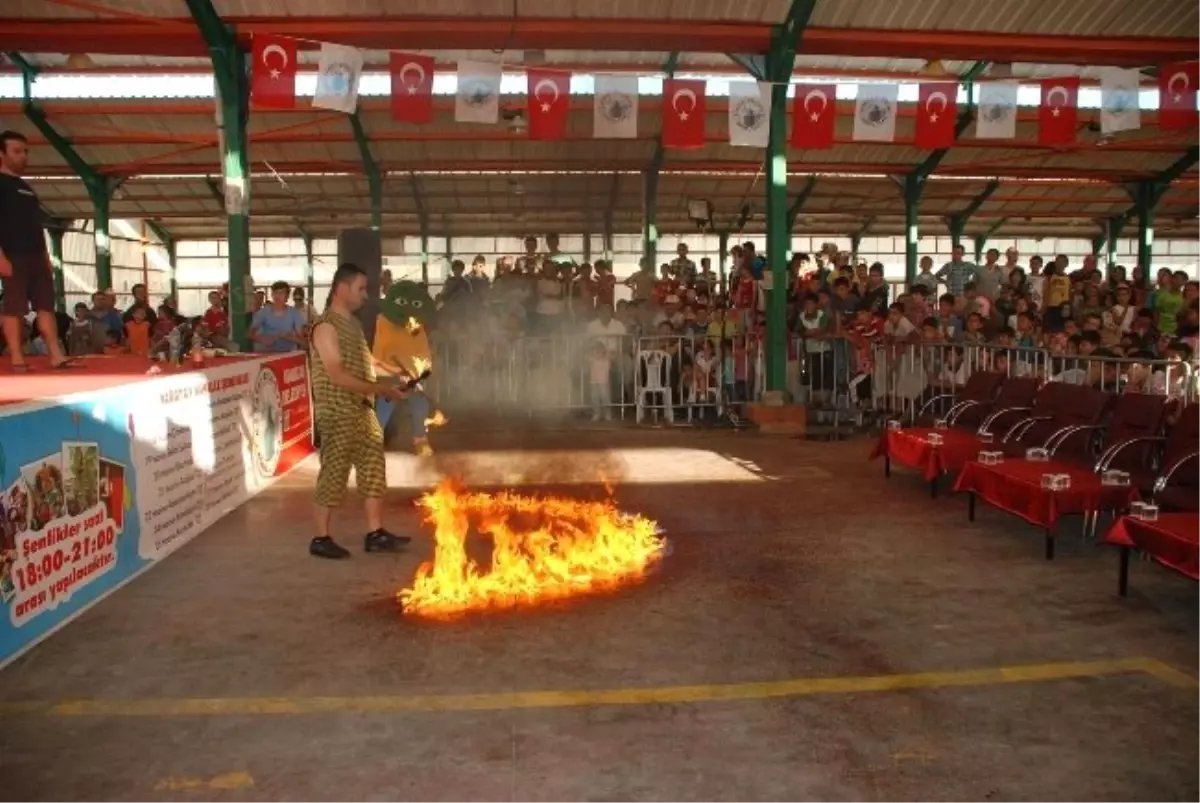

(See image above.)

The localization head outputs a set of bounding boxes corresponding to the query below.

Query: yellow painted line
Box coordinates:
[1136,657,1200,689]
[155,772,254,792]
[0,657,1185,718]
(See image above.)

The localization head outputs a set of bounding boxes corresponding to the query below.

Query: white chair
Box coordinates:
[688,359,722,406]
[636,349,674,423]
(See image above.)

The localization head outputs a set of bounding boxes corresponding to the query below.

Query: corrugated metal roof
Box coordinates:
[206,0,792,22]
[15,0,1193,35]
[810,0,1198,38]
[8,0,790,22]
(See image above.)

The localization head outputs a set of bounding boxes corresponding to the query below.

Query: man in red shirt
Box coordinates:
[202,290,229,339]
[593,260,616,308]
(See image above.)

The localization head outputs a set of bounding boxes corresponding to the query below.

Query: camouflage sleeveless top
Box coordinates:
[310,308,375,420]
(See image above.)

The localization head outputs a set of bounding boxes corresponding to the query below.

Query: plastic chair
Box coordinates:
[636,349,674,424]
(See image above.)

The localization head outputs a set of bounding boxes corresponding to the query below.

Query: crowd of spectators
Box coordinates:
[1,279,322,361]
[4,234,1196,414]
[426,235,1200,416]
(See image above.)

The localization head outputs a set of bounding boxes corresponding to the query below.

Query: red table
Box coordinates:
[1103,513,1199,596]
[954,460,1140,559]
[872,427,989,489]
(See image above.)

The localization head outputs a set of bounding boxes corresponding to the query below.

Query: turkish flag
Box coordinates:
[661,79,707,149]
[526,69,570,140]
[914,82,958,148]
[1158,61,1199,130]
[250,35,298,109]
[791,83,836,149]
[390,52,435,124]
[1038,77,1079,145]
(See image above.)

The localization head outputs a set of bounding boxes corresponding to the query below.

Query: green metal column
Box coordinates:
[972,235,985,265]
[762,6,810,396]
[302,232,314,308]
[349,112,383,232]
[1118,149,1197,287]
[1105,216,1125,274]
[947,215,964,252]
[420,231,430,285]
[1135,182,1154,273]
[850,233,862,265]
[188,0,251,350]
[765,87,790,394]
[906,63,989,286]
[92,189,111,290]
[903,175,921,286]
[48,227,65,312]
[642,170,659,269]
[718,231,729,297]
[166,237,177,304]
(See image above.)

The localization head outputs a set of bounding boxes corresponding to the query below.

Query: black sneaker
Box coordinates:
[364,529,411,553]
[310,536,351,560]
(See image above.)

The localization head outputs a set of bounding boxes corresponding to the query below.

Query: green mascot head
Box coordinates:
[380,280,435,328]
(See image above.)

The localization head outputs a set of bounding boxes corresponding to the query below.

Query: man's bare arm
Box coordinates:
[311,323,398,398]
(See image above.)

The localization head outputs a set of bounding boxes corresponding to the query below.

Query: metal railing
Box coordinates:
[868,342,1198,424]
[425,333,1199,427]
[429,332,765,423]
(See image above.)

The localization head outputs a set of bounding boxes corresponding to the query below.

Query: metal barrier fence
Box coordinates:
[867,343,1198,424]
[430,332,763,423]
[427,333,1199,425]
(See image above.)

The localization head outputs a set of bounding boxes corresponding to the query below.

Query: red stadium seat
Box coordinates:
[870,374,1038,491]
[1153,405,1199,512]
[954,390,1161,559]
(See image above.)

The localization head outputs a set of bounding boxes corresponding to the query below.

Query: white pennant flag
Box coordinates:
[728,81,771,148]
[455,60,502,124]
[312,43,363,114]
[852,83,899,142]
[593,74,639,139]
[1100,67,1142,134]
[975,81,1019,139]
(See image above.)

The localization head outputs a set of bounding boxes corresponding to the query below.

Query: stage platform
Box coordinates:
[0,351,314,665]
[1,354,263,407]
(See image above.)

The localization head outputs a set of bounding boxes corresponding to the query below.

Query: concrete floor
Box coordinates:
[0,427,1196,801]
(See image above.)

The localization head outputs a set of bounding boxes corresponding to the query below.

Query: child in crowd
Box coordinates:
[588,340,612,422]
[102,331,124,356]
[125,305,152,357]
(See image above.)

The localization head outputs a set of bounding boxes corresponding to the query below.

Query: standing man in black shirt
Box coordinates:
[0,130,75,371]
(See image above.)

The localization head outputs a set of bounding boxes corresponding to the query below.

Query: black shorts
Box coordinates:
[1,253,55,316]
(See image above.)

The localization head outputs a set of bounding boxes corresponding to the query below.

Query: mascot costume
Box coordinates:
[372,280,440,457]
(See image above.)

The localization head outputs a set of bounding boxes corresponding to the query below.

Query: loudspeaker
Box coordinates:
[337,228,382,346]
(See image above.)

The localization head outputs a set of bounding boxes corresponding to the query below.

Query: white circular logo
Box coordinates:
[599,92,634,123]
[319,63,354,97]
[733,97,767,132]
[461,80,494,108]
[981,102,1012,124]
[857,97,893,129]
[251,368,283,479]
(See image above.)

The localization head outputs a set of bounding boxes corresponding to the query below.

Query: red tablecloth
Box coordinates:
[871,428,987,481]
[1104,513,1200,581]
[954,459,1139,532]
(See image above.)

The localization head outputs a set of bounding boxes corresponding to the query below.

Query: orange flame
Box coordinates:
[399,481,665,618]
[424,409,448,429]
